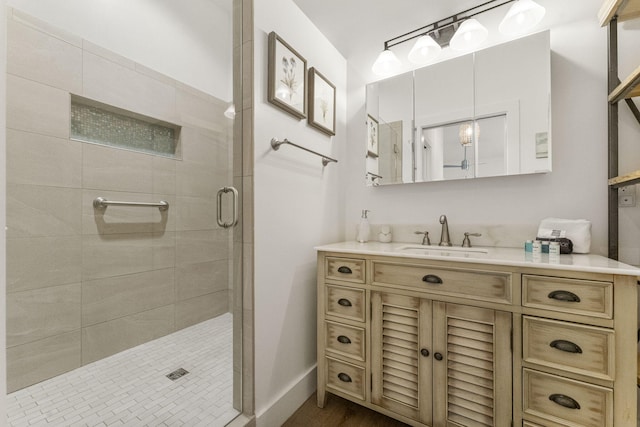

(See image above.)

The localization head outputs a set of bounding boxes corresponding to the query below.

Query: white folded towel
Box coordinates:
[537,217,592,254]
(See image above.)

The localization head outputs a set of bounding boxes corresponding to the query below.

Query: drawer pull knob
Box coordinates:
[420,348,430,357]
[422,274,443,285]
[337,372,352,383]
[549,394,581,410]
[337,335,352,344]
[550,339,583,354]
[337,298,352,307]
[434,352,443,361]
[337,266,353,274]
[548,290,581,302]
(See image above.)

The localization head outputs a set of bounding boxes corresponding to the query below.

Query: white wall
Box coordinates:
[345,0,640,260]
[253,0,347,425]
[5,0,231,99]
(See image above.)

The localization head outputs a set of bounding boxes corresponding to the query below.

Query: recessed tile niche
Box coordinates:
[70,95,181,158]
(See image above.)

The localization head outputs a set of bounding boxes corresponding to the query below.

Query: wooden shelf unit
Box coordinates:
[603,0,640,259]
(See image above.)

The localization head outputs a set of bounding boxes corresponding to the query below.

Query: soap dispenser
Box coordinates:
[356,210,371,243]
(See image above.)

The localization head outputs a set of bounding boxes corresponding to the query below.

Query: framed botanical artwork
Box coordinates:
[308,67,336,136]
[366,114,379,157]
[267,31,307,119]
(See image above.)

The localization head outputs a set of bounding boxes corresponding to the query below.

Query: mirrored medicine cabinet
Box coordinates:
[365,30,551,186]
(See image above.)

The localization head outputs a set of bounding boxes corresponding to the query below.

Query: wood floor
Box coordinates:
[282,392,410,427]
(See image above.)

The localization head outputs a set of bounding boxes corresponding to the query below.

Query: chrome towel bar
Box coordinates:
[93,197,169,211]
[270,138,338,166]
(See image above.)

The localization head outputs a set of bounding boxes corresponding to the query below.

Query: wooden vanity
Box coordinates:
[316,242,639,426]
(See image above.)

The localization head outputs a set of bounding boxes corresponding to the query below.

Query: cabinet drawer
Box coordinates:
[325,321,365,361]
[325,357,365,401]
[326,257,366,283]
[522,275,613,319]
[373,262,512,304]
[523,369,612,427]
[326,284,366,322]
[523,316,615,382]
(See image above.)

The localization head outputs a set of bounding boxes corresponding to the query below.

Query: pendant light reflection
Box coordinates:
[499,0,546,36]
[224,103,236,119]
[372,49,402,76]
[408,34,442,65]
[459,122,480,146]
[449,19,488,52]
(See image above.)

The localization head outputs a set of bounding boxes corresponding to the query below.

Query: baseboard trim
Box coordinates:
[255,365,317,427]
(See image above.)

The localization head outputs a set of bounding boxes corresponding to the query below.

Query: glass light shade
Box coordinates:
[459,122,480,146]
[224,104,236,119]
[449,18,488,51]
[408,34,442,65]
[372,49,401,76]
[499,0,545,36]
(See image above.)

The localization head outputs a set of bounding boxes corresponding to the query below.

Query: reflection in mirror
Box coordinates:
[366,30,550,186]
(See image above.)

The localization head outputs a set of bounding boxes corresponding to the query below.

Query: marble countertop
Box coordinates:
[315,241,640,276]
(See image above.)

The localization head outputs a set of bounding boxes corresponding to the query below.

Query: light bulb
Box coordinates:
[449,19,488,51]
[499,0,546,36]
[372,49,401,76]
[408,34,442,65]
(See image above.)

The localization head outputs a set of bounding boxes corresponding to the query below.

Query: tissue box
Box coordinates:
[537,218,591,254]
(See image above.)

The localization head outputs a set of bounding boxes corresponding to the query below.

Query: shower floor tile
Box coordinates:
[7,313,239,427]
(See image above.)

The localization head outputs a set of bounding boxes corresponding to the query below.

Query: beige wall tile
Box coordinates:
[7,129,82,188]
[176,85,226,131]
[176,161,227,198]
[11,8,82,47]
[82,52,177,124]
[176,230,231,266]
[82,143,154,193]
[7,331,81,393]
[152,231,176,270]
[181,127,229,167]
[7,184,82,238]
[175,291,228,330]
[175,196,217,231]
[81,305,174,365]
[153,156,177,195]
[7,18,82,93]
[7,236,82,293]
[82,40,135,70]
[7,283,81,347]
[82,268,175,326]
[82,190,158,235]
[82,233,154,281]
[176,259,229,301]
[7,74,70,138]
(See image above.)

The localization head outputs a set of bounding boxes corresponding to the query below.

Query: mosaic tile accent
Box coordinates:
[71,96,180,158]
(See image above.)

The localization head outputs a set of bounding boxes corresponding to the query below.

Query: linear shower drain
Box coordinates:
[166,368,189,381]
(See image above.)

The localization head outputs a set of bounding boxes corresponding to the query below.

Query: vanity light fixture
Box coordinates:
[224,103,236,119]
[371,0,545,75]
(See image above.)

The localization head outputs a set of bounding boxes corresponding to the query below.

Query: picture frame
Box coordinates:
[267,31,307,119]
[308,67,336,136]
[366,114,379,157]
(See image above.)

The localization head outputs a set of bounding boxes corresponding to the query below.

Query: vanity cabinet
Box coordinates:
[316,246,638,427]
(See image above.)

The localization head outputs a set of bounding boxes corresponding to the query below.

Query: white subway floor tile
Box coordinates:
[7,314,238,427]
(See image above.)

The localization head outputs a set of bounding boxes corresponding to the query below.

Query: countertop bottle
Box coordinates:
[356,210,371,243]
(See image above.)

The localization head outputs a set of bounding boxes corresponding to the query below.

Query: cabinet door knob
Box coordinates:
[337,372,352,383]
[549,393,581,410]
[434,352,443,361]
[337,298,352,307]
[422,274,443,285]
[550,339,583,354]
[420,348,430,357]
[337,266,352,274]
[337,335,352,344]
[548,290,581,302]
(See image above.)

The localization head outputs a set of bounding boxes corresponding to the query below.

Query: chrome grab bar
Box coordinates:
[217,186,239,228]
[270,138,338,166]
[93,197,169,211]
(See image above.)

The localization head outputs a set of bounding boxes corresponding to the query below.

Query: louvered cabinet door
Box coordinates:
[432,302,513,427]
[371,292,433,425]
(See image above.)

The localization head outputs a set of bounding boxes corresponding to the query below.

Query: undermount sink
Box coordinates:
[396,245,489,257]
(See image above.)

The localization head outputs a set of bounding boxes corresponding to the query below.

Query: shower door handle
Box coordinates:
[217,186,239,228]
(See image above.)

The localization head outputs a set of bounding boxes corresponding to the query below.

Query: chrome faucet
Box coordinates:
[438,215,452,246]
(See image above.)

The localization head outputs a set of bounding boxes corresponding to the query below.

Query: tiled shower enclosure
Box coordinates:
[5,8,236,393]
